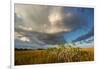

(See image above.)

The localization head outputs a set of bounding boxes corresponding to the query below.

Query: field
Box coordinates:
[15,47,94,65]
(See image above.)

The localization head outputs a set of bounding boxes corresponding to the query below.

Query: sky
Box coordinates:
[14,4,94,49]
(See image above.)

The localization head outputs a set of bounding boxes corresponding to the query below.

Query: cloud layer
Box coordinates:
[15,4,87,34]
[14,4,94,49]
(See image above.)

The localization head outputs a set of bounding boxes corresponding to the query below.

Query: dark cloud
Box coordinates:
[72,27,94,42]
[15,28,66,46]
[63,13,86,31]
[15,4,89,34]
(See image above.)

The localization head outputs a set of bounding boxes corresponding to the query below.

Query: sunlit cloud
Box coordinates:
[20,37,31,42]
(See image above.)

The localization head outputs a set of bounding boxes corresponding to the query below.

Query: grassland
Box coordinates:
[15,47,94,65]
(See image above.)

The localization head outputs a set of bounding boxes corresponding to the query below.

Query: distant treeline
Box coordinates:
[15,48,46,51]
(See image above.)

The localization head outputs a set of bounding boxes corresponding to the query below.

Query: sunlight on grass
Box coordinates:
[15,44,94,65]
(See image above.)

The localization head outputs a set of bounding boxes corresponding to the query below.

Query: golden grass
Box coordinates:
[15,48,94,65]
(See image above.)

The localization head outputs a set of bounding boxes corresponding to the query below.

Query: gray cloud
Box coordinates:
[14,4,90,49]
[15,4,87,34]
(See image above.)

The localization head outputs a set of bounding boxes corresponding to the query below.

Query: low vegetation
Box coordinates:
[15,44,94,65]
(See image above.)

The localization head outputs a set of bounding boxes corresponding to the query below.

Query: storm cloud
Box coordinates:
[14,4,94,49]
[15,4,88,34]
